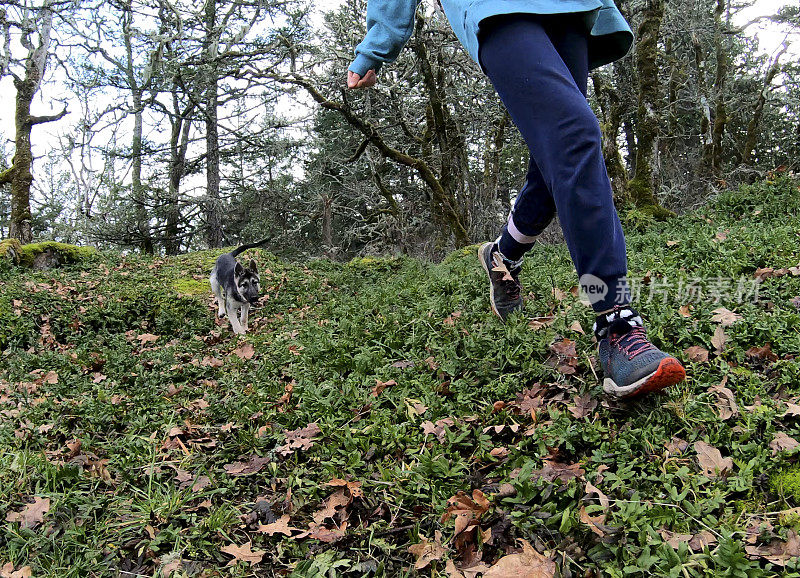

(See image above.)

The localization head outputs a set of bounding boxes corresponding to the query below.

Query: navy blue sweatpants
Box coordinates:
[479,13,630,312]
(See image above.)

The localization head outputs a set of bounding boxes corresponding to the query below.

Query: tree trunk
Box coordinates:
[740,46,786,166]
[591,72,628,202]
[1,0,65,243]
[409,16,470,246]
[5,78,37,243]
[204,0,223,248]
[628,0,672,218]
[130,90,153,253]
[705,0,728,176]
[165,85,193,255]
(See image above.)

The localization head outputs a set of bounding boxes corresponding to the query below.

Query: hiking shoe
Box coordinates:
[478,242,523,321]
[595,306,686,398]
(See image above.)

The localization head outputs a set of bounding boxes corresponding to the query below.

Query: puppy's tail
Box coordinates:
[230,236,273,258]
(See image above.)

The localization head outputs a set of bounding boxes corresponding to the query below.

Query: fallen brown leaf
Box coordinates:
[0,563,32,578]
[275,423,321,456]
[745,529,800,566]
[770,432,800,456]
[222,455,270,476]
[258,514,300,536]
[568,393,597,419]
[710,307,741,327]
[709,379,738,420]
[694,441,733,478]
[711,326,727,355]
[580,506,607,537]
[4,496,49,529]
[233,343,255,360]
[483,539,557,578]
[684,346,709,363]
[408,531,448,570]
[441,490,491,536]
[746,343,778,362]
[221,541,264,566]
[372,379,397,397]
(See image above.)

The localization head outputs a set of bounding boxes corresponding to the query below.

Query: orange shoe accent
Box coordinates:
[622,357,686,399]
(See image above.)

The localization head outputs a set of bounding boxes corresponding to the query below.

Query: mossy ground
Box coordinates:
[2,179,800,577]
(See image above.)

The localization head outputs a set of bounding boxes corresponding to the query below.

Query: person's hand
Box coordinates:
[347,69,377,89]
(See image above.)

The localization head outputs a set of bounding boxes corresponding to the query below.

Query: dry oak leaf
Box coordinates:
[222,455,270,476]
[665,437,689,455]
[312,488,352,525]
[258,514,300,536]
[529,316,556,331]
[579,505,608,537]
[568,393,597,419]
[709,380,739,420]
[5,496,50,529]
[42,371,59,384]
[746,343,779,362]
[221,541,264,566]
[408,530,448,570]
[233,342,255,360]
[441,490,491,536]
[136,333,160,345]
[421,418,455,442]
[0,563,32,578]
[584,480,610,510]
[684,346,709,363]
[446,559,492,578]
[745,529,800,566]
[532,459,585,484]
[688,530,718,551]
[711,326,727,355]
[276,422,321,456]
[694,441,733,478]
[784,403,800,417]
[569,320,585,335]
[659,529,692,549]
[483,539,557,578]
[326,478,363,498]
[200,356,224,368]
[770,432,800,456]
[305,521,348,543]
[710,307,741,327]
[371,379,397,397]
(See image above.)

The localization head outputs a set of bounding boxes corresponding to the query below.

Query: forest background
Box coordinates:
[0,0,798,258]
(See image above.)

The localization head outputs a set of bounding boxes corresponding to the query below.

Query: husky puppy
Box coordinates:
[209,239,270,335]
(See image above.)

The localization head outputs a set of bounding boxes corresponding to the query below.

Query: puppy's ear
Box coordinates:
[234,262,244,277]
[249,259,257,274]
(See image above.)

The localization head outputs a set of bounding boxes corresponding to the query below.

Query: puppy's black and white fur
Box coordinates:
[210,239,270,335]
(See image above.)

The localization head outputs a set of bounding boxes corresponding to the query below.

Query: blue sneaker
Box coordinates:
[595,306,686,398]
[478,242,523,321]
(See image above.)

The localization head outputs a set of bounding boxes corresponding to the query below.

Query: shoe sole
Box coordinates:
[478,242,504,321]
[603,357,687,399]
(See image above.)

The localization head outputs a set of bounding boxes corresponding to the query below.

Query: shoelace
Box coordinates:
[611,326,654,360]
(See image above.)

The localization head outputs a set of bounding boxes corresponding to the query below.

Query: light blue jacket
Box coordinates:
[350,0,633,76]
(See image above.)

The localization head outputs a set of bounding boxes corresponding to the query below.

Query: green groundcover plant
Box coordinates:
[1,178,800,577]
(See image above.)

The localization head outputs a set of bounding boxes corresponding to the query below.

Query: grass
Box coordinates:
[1,178,800,577]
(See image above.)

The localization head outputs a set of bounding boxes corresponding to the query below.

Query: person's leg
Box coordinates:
[479,14,685,397]
[496,159,555,264]
[494,14,590,267]
[480,13,629,312]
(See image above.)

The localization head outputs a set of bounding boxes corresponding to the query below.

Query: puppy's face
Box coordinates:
[234,259,261,305]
